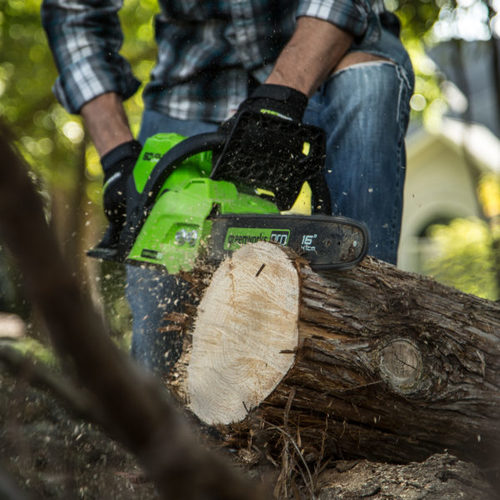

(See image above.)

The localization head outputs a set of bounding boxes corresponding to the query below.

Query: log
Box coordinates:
[171,241,500,472]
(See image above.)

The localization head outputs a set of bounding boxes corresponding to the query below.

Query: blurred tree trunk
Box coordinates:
[48,134,106,311]
[49,134,88,276]
[0,121,268,500]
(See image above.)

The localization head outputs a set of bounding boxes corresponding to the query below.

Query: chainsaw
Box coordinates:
[88,110,369,273]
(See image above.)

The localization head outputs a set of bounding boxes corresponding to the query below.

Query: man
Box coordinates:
[42,0,414,372]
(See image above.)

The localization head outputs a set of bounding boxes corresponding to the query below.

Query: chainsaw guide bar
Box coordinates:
[208,214,368,271]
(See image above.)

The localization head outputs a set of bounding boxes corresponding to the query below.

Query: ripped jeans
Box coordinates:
[127,59,414,371]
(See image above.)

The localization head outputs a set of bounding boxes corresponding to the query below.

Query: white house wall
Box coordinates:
[398,131,482,272]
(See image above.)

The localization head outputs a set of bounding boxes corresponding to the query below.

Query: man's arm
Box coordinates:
[82,19,347,156]
[41,0,140,154]
[266,17,354,97]
[80,93,134,157]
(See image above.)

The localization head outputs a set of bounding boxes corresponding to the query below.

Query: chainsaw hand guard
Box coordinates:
[211,109,328,212]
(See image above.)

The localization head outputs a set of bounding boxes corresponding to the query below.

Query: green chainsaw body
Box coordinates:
[89,110,369,272]
[127,133,279,273]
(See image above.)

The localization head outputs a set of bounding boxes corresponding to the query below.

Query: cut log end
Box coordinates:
[187,242,300,425]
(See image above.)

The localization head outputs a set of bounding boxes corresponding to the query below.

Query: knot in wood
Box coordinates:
[379,339,422,395]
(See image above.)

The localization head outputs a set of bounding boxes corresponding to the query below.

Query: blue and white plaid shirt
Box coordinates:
[42,0,388,122]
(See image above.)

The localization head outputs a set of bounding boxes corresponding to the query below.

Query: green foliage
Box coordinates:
[393,0,499,127]
[10,335,60,368]
[394,0,444,41]
[0,0,156,188]
[1,0,74,185]
[479,173,500,224]
[422,175,500,300]
[0,0,157,341]
[423,217,499,300]
[394,0,448,127]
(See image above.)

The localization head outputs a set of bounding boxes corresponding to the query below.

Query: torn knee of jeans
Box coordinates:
[333,52,394,75]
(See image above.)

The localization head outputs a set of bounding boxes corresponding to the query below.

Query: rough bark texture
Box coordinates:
[179,241,500,474]
[268,255,500,467]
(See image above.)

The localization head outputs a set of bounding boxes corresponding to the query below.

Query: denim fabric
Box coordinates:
[126,267,190,371]
[127,116,218,371]
[128,58,413,372]
[304,61,413,262]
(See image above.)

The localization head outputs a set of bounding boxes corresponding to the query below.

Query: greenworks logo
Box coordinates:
[224,228,290,250]
[142,151,162,162]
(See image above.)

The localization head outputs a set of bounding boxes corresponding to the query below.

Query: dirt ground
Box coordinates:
[0,350,497,500]
[0,364,158,499]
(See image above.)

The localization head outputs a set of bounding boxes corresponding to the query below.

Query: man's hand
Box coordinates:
[226,83,308,129]
[101,139,142,229]
[81,92,138,252]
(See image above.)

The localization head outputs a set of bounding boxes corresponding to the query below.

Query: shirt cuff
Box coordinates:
[296,0,370,38]
[53,52,141,114]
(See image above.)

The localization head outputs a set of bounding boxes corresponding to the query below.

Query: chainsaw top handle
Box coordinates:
[134,131,224,213]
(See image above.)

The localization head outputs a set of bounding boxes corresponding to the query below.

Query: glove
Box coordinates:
[225,83,308,129]
[213,84,316,211]
[214,83,309,166]
[100,139,142,230]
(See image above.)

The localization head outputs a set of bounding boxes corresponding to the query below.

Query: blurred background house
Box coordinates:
[398,38,500,299]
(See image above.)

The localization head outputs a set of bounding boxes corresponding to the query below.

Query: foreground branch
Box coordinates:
[0,123,268,499]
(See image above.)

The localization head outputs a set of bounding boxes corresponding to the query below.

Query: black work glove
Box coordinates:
[100,139,142,230]
[214,83,309,168]
[213,84,319,212]
[225,83,308,129]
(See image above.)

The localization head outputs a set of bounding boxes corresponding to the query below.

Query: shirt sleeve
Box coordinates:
[41,0,141,114]
[296,0,372,37]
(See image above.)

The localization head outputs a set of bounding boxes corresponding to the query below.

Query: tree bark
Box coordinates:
[176,241,500,471]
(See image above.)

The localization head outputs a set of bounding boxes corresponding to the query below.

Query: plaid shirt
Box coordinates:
[42,0,386,122]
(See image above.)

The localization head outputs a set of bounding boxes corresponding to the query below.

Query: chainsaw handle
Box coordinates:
[121,131,226,256]
[139,131,225,207]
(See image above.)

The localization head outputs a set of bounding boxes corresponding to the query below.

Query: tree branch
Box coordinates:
[0,121,269,500]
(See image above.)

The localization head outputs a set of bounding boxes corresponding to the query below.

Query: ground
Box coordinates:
[0,363,157,499]
[0,353,497,500]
